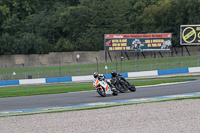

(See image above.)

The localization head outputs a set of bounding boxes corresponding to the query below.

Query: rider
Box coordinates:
[111,71,127,83]
[93,72,114,89]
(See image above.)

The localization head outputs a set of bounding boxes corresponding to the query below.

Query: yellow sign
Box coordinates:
[182,27,196,43]
[181,25,200,45]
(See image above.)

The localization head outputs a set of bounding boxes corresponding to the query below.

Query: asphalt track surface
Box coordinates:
[1,77,200,112]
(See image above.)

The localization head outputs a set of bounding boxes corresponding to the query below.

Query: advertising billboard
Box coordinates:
[104,33,172,52]
[180,25,200,45]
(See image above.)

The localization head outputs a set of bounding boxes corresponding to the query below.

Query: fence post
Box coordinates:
[121,56,123,73]
[199,50,200,66]
[76,54,80,76]
[5,64,8,80]
[177,52,179,68]
[156,53,158,70]
[105,66,108,74]
[22,63,25,79]
[136,55,138,72]
[59,61,61,77]
[115,56,117,72]
[121,52,123,73]
[95,57,98,72]
[40,62,43,78]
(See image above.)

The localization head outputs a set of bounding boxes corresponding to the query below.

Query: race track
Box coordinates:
[1,77,200,112]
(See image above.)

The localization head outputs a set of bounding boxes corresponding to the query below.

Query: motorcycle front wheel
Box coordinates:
[97,88,106,97]
[128,85,136,92]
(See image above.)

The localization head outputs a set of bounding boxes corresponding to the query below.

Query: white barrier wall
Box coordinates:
[188,67,200,73]
[128,70,158,78]
[72,75,93,82]
[19,78,46,85]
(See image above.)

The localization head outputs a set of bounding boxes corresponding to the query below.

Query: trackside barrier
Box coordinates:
[71,73,128,82]
[104,73,128,79]
[128,70,158,78]
[46,77,72,83]
[188,67,200,73]
[19,78,46,85]
[72,75,93,82]
[1,67,200,86]
[158,68,189,75]
[0,80,19,86]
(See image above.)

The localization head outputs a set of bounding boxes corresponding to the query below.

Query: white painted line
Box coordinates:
[166,95,193,98]
[137,81,195,88]
[86,102,114,106]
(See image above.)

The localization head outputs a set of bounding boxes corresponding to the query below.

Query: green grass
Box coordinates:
[0,55,200,80]
[0,84,92,98]
[0,78,195,98]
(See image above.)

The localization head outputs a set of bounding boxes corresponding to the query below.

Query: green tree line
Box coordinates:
[0,0,200,54]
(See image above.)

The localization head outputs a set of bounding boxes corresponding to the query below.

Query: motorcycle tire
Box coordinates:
[97,88,106,97]
[112,90,118,96]
[116,84,126,93]
[129,85,136,92]
[120,80,129,91]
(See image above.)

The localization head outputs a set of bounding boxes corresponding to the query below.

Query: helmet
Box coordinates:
[93,72,98,78]
[111,71,117,77]
[98,74,105,81]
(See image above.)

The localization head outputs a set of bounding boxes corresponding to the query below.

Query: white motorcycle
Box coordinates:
[93,75,118,97]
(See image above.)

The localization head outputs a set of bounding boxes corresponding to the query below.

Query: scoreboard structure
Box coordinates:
[180,25,200,45]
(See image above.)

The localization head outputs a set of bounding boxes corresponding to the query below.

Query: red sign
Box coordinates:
[105,33,172,39]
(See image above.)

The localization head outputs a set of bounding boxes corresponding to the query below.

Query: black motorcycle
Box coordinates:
[111,72,136,93]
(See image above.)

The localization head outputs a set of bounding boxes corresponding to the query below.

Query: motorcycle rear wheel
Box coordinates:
[97,88,106,97]
[116,85,126,93]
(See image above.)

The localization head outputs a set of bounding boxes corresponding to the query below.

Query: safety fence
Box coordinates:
[0,55,200,81]
[0,66,200,86]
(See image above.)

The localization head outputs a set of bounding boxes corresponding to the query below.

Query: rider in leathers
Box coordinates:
[111,71,128,83]
[93,72,114,90]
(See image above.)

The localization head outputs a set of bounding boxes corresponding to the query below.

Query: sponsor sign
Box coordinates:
[180,25,200,45]
[104,33,172,52]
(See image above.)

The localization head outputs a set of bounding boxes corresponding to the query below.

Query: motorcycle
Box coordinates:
[93,75,118,97]
[111,73,136,93]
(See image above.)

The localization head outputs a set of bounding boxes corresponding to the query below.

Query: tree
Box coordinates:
[140,0,200,46]
[55,38,74,52]
[1,0,200,54]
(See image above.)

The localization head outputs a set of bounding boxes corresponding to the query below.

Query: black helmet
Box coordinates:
[93,72,98,78]
[111,71,117,77]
